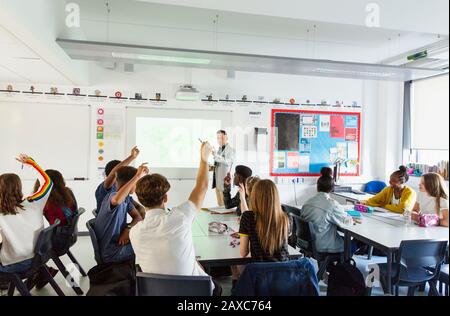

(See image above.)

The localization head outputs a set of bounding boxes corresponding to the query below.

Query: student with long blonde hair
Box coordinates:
[412,173,449,227]
[239,179,289,261]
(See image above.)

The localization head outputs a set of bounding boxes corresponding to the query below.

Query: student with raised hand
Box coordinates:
[223,165,253,216]
[0,154,53,273]
[94,163,148,263]
[300,167,354,254]
[95,146,145,216]
[34,169,77,227]
[412,173,449,227]
[239,179,290,262]
[237,176,260,213]
[364,166,416,214]
[131,142,222,295]
[32,169,78,289]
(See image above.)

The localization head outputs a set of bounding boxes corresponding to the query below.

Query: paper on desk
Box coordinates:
[373,207,389,213]
[206,207,236,214]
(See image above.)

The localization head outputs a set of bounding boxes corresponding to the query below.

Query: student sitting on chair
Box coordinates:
[364,166,416,214]
[95,146,145,217]
[239,179,290,262]
[300,167,354,254]
[412,173,449,227]
[223,165,253,216]
[131,142,222,296]
[0,154,53,274]
[32,169,78,289]
[237,176,260,213]
[94,164,147,263]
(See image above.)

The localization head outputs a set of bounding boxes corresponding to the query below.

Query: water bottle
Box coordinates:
[403,209,412,225]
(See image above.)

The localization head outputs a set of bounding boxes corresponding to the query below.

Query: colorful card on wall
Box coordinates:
[287,152,300,169]
[345,115,358,128]
[345,128,357,141]
[300,138,311,153]
[319,115,330,132]
[298,155,310,173]
[275,152,286,169]
[302,126,318,138]
[330,115,345,138]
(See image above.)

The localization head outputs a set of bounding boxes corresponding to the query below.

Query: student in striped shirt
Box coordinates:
[0,154,53,273]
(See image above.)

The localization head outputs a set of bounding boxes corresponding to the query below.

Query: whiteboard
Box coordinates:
[0,101,91,179]
[126,107,233,179]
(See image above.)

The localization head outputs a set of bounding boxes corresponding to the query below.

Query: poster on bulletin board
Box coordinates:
[270,109,361,177]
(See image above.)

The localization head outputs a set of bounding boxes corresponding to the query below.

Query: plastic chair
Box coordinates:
[0,220,65,296]
[438,264,449,296]
[51,208,87,295]
[136,272,213,296]
[378,240,448,296]
[86,219,103,265]
[363,181,387,195]
[281,204,302,248]
[290,213,343,280]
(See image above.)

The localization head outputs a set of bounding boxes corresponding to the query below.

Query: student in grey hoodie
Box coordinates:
[300,167,354,254]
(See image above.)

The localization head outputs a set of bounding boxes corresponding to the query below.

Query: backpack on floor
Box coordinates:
[87,260,136,296]
[327,259,367,296]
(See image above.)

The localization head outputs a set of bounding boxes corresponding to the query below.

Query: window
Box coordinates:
[409,74,449,165]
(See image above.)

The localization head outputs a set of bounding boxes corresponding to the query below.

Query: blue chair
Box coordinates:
[86,219,103,265]
[364,181,387,195]
[232,258,320,296]
[378,240,448,296]
[438,264,449,296]
[136,272,213,296]
[290,214,343,281]
[0,220,65,296]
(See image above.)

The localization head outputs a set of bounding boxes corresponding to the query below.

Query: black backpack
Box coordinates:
[327,259,367,296]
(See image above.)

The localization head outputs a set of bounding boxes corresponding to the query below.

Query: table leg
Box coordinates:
[344,231,351,261]
[386,251,393,295]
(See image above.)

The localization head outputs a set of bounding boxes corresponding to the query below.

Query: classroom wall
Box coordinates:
[1,64,405,230]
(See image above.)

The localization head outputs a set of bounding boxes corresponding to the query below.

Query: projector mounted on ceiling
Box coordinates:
[175,84,200,101]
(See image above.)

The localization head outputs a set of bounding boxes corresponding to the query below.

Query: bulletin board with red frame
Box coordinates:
[270,109,361,177]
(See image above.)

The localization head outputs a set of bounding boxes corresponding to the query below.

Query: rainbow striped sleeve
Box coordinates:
[26,158,53,202]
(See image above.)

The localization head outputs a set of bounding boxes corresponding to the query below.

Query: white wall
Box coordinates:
[1,63,405,230]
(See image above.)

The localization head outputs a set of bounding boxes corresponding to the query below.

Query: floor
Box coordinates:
[0,236,434,296]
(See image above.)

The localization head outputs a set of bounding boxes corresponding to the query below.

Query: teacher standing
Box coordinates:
[211,130,235,206]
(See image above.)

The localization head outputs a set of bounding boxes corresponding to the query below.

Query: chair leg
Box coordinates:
[317,258,330,281]
[7,282,15,296]
[428,281,440,296]
[395,285,399,296]
[11,275,31,296]
[418,284,425,292]
[367,246,374,260]
[407,286,416,296]
[42,266,65,296]
[52,256,83,295]
[67,250,87,277]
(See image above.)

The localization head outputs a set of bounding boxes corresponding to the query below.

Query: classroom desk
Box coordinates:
[341,212,449,295]
[331,191,374,205]
[192,208,302,270]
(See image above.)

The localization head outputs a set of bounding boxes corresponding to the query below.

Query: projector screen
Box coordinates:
[127,107,233,179]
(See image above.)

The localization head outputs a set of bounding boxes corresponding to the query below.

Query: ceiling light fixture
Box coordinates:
[111,52,211,65]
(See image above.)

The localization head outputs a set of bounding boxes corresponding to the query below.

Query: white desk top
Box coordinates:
[192,208,301,262]
[343,213,449,249]
[332,191,374,202]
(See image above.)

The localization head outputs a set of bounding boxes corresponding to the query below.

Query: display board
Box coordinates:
[270,109,361,177]
[0,101,91,179]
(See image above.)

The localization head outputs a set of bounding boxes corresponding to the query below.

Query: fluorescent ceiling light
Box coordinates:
[111,52,210,64]
[56,39,448,82]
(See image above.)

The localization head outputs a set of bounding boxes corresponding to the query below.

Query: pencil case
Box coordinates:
[354,204,374,213]
[418,214,440,227]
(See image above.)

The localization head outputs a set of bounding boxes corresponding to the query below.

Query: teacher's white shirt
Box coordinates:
[129,201,207,277]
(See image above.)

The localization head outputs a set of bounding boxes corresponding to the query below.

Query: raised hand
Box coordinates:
[137,163,149,176]
[200,141,213,163]
[15,154,31,164]
[130,146,140,159]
